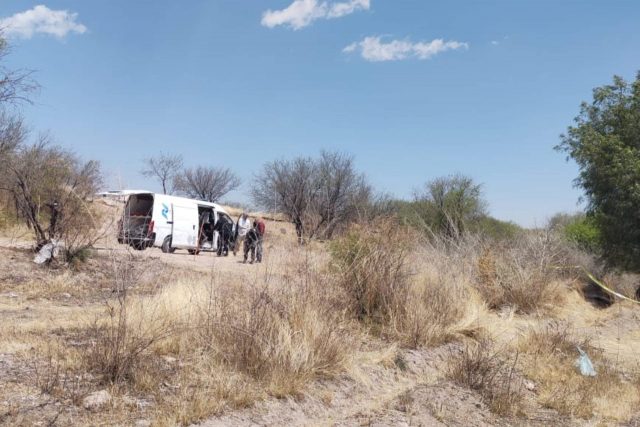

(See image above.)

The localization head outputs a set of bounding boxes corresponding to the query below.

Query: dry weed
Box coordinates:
[73,248,353,425]
[329,220,411,324]
[475,231,566,314]
[446,339,524,416]
[391,275,469,348]
[331,221,480,348]
[518,325,640,421]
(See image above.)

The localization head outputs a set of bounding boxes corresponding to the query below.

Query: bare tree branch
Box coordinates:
[251,151,371,241]
[140,153,183,194]
[175,166,241,202]
[0,34,39,107]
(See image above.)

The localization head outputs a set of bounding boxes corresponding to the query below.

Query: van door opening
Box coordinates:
[119,193,155,250]
[197,206,217,251]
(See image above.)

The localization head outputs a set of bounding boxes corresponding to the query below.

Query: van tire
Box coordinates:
[161,236,176,254]
[188,249,200,255]
[132,241,146,251]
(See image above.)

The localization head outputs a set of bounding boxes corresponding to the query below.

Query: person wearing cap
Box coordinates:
[233,212,252,256]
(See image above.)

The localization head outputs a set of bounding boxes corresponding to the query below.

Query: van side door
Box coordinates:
[170,203,198,248]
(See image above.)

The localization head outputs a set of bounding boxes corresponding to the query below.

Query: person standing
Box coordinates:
[243,223,259,264]
[255,217,266,263]
[214,214,233,256]
[233,212,252,256]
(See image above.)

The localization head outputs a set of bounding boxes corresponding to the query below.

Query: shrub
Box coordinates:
[564,215,601,254]
[392,278,467,347]
[86,257,174,385]
[330,220,472,347]
[447,340,524,416]
[329,220,411,324]
[475,231,566,313]
[471,216,523,241]
[198,282,353,397]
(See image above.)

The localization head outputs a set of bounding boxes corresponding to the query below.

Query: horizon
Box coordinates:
[1,1,639,227]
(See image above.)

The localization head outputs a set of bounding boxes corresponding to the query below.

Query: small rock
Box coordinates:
[83,389,111,411]
[162,356,177,364]
[524,379,536,391]
[61,293,71,299]
[7,292,18,298]
[135,420,151,427]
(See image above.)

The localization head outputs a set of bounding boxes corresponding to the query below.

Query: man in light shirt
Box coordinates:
[233,212,252,256]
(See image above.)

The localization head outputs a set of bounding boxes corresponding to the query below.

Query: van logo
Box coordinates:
[161,203,169,219]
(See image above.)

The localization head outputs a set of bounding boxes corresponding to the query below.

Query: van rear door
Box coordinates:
[171,203,198,248]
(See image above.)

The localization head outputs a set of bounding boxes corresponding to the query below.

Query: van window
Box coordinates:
[126,194,154,217]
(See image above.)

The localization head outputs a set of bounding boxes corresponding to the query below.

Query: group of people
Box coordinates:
[214,211,265,264]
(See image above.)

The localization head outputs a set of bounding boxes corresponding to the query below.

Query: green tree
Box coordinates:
[548,212,601,254]
[413,174,486,238]
[556,73,640,270]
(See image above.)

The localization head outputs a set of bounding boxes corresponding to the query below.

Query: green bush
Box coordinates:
[564,216,601,254]
[471,216,523,241]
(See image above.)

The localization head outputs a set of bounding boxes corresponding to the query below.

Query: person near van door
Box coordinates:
[233,212,252,256]
[255,217,265,263]
[244,223,260,264]
[214,214,233,256]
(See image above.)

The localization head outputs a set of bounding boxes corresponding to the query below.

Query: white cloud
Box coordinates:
[343,36,468,62]
[0,5,87,39]
[261,0,369,30]
[491,40,499,46]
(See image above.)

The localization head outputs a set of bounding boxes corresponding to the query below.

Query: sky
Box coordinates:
[0,1,639,227]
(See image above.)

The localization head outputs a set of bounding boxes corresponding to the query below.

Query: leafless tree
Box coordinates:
[313,151,372,238]
[252,151,372,241]
[140,153,183,194]
[252,156,318,239]
[0,134,103,254]
[0,34,103,260]
[0,34,39,107]
[175,166,241,202]
[0,111,25,159]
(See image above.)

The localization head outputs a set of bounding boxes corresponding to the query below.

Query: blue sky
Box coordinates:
[1,1,639,226]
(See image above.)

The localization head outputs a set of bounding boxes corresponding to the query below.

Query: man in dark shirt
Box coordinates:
[255,217,265,263]
[243,224,259,264]
[214,214,233,256]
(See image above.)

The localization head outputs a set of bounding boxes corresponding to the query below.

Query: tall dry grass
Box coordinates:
[474,231,568,314]
[446,339,524,416]
[330,221,477,348]
[79,249,355,425]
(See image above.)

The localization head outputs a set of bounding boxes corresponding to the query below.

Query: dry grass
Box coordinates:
[517,324,640,421]
[475,231,567,314]
[70,250,355,425]
[446,339,524,416]
[329,220,412,324]
[5,219,640,426]
[330,221,477,348]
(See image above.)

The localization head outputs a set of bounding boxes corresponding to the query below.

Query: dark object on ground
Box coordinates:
[582,281,614,308]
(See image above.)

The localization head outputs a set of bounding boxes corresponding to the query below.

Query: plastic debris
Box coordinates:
[575,346,597,377]
[33,240,62,264]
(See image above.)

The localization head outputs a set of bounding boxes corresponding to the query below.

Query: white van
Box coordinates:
[107,191,233,254]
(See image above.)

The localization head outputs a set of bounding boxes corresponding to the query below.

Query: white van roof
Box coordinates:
[99,190,229,215]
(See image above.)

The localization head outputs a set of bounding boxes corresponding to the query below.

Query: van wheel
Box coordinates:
[132,242,146,251]
[188,249,200,255]
[161,236,176,254]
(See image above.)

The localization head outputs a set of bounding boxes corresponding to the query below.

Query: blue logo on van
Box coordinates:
[161,203,169,219]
